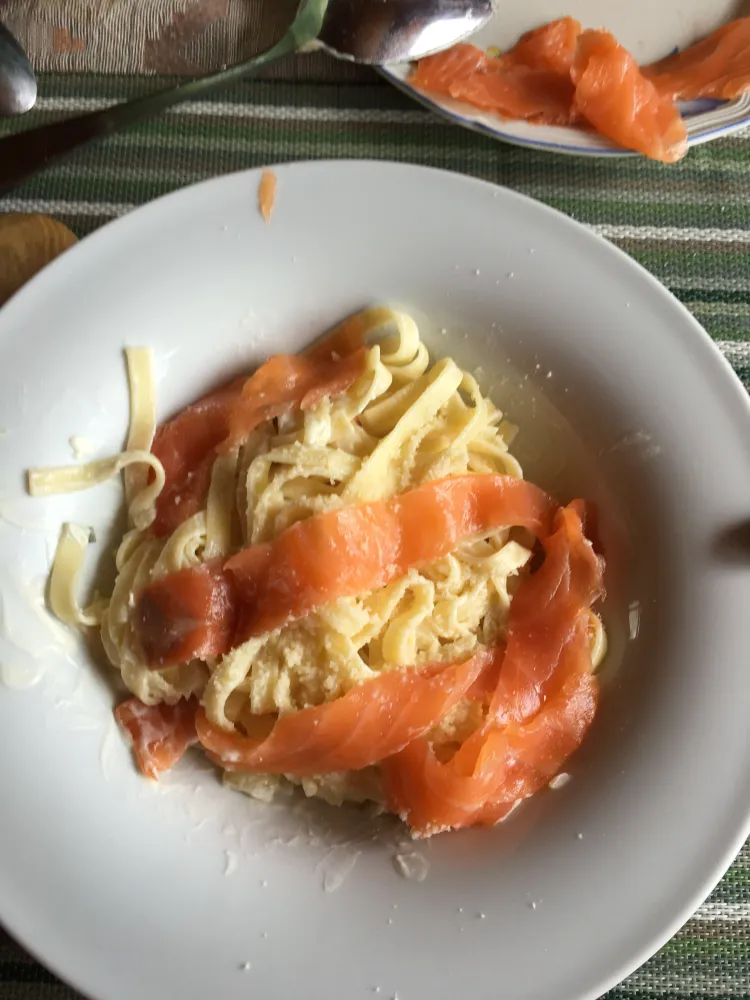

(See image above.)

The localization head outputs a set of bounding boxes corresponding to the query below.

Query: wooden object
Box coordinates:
[0,214,77,307]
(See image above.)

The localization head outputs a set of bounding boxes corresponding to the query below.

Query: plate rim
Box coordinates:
[1,159,750,1000]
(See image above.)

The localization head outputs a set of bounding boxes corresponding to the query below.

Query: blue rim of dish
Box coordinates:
[382,65,750,157]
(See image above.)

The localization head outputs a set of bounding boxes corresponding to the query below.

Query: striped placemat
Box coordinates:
[1,71,749,999]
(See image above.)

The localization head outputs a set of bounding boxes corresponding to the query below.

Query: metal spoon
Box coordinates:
[0,22,37,118]
[0,0,493,196]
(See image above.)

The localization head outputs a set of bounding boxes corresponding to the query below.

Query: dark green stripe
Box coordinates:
[0,961,59,984]
[674,289,750,304]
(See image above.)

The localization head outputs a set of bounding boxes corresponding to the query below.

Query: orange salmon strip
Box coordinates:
[135,563,239,669]
[504,17,582,75]
[572,30,687,163]
[151,377,245,538]
[150,322,367,537]
[228,474,556,639]
[115,696,198,779]
[135,475,557,668]
[195,647,501,776]
[381,507,601,837]
[411,41,576,126]
[220,346,367,453]
[644,19,750,101]
[410,42,490,97]
[382,651,597,837]
[258,169,277,223]
[489,505,602,724]
[448,65,575,126]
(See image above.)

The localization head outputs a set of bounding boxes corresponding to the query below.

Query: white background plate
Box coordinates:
[384,0,750,155]
[1,162,750,1000]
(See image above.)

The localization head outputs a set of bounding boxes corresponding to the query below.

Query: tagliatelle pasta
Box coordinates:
[30,308,606,836]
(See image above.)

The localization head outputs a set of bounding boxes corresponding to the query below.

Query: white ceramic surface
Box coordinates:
[1,162,750,1000]
[384,0,750,155]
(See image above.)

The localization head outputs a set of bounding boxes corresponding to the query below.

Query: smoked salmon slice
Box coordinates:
[644,19,750,102]
[571,30,688,163]
[135,563,239,669]
[448,65,575,126]
[505,17,582,76]
[115,696,198,779]
[382,652,597,837]
[488,505,603,724]
[411,17,750,161]
[135,475,557,668]
[228,474,556,639]
[411,15,750,160]
[151,377,245,538]
[380,508,601,836]
[220,345,367,450]
[409,43,491,97]
[411,43,576,126]
[258,169,277,224]
[150,326,367,537]
[195,647,500,776]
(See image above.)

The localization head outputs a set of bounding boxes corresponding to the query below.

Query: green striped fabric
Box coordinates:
[1,72,749,1000]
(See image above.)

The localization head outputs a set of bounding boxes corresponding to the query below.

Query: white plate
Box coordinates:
[383,0,750,156]
[1,161,750,1000]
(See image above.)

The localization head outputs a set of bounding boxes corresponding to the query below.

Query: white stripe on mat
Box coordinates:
[1,196,749,246]
[28,98,750,144]
[693,900,750,922]
[621,971,750,997]
[34,96,429,124]
[717,340,750,364]
[0,198,135,217]
[592,223,750,244]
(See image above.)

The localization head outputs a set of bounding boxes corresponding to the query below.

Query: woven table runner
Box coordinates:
[0,0,367,79]
[1,24,750,1000]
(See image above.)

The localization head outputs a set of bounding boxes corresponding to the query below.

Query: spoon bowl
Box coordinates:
[0,22,37,117]
[318,0,495,63]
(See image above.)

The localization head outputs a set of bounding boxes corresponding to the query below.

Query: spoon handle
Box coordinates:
[0,4,325,197]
